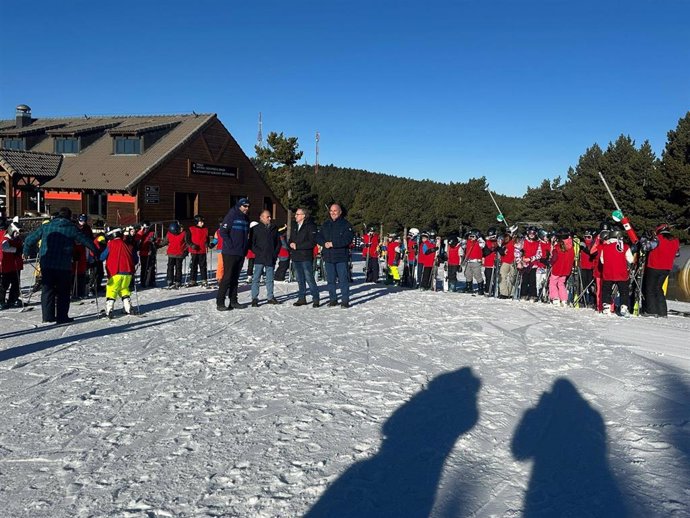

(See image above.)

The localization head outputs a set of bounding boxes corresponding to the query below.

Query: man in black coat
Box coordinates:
[316,203,355,308]
[289,207,320,307]
[250,210,281,306]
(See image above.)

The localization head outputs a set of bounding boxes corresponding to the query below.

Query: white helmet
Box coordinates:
[8,216,21,237]
[408,227,420,238]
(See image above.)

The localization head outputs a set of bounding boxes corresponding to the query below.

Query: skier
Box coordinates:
[482,227,499,296]
[534,229,552,302]
[362,228,380,282]
[577,229,597,306]
[641,224,680,318]
[161,221,188,289]
[599,227,634,316]
[518,226,540,301]
[245,222,258,284]
[385,233,402,285]
[418,232,438,290]
[187,215,209,287]
[100,227,138,318]
[0,218,24,309]
[134,222,156,288]
[446,235,462,292]
[462,229,484,293]
[496,227,518,299]
[548,228,575,307]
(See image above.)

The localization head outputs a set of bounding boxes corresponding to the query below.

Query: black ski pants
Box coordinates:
[642,267,670,317]
[140,255,156,287]
[447,265,459,291]
[217,254,244,305]
[366,256,379,282]
[0,271,20,306]
[602,280,630,309]
[41,267,72,322]
[275,259,290,281]
[190,253,208,283]
[421,266,434,290]
[166,257,183,285]
[484,267,494,295]
[520,268,538,299]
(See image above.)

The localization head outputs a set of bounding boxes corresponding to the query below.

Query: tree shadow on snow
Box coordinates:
[304,366,481,518]
[0,316,187,363]
[511,378,628,517]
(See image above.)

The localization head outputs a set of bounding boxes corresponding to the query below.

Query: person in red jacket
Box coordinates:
[463,229,484,293]
[274,225,291,281]
[0,218,24,309]
[446,235,462,292]
[100,227,138,317]
[419,232,438,290]
[482,227,499,296]
[245,221,259,284]
[577,229,597,306]
[518,226,541,301]
[496,228,518,298]
[362,229,380,282]
[187,215,209,287]
[385,233,402,285]
[548,228,575,306]
[135,221,156,288]
[642,224,681,317]
[161,221,188,289]
[599,228,634,316]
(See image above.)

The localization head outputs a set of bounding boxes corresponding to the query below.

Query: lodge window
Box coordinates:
[114,136,141,155]
[2,138,25,150]
[87,191,108,218]
[175,192,197,221]
[54,137,79,154]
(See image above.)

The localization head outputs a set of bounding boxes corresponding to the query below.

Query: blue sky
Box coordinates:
[1,0,689,196]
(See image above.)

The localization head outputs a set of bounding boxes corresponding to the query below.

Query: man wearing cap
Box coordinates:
[316,203,354,308]
[642,224,680,317]
[23,207,98,324]
[216,198,250,310]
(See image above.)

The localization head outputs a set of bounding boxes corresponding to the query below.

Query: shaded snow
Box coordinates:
[1,255,689,517]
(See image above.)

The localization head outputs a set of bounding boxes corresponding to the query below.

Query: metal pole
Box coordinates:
[486,186,509,226]
[597,171,622,213]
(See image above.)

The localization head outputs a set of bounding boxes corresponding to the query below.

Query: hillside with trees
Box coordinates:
[255,112,690,239]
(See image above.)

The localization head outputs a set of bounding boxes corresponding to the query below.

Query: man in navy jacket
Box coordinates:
[216,198,250,310]
[316,203,354,308]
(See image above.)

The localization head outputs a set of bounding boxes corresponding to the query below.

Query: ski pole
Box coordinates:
[597,171,639,244]
[487,185,510,226]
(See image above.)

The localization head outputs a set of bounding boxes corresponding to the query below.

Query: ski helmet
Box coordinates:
[7,217,22,237]
[421,231,430,238]
[168,221,181,234]
[583,228,595,238]
[655,223,672,235]
[507,224,519,235]
[106,226,123,238]
[194,215,205,225]
[140,220,151,230]
[486,227,498,239]
[78,213,87,224]
[556,227,571,239]
[408,228,420,238]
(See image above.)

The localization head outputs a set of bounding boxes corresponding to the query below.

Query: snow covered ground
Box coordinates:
[1,253,689,517]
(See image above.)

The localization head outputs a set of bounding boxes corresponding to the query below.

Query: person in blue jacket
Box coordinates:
[216,198,250,310]
[23,207,97,324]
[316,203,354,308]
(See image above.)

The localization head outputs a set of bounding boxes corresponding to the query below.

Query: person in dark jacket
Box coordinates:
[289,207,320,307]
[315,203,354,308]
[216,198,250,310]
[250,210,281,306]
[23,207,97,324]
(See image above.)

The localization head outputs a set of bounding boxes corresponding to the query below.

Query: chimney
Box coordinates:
[16,104,32,128]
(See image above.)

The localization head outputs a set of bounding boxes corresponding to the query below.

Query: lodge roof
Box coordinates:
[0,149,62,178]
[0,113,216,192]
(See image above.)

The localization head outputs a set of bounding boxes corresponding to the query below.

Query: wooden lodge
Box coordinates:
[0,104,286,230]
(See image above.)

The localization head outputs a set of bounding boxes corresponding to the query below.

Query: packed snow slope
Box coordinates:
[1,255,689,518]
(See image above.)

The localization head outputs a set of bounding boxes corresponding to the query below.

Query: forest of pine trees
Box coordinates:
[255,113,690,240]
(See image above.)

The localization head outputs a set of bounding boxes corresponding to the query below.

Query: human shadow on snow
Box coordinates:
[304,366,481,518]
[511,378,628,517]
[0,316,187,363]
